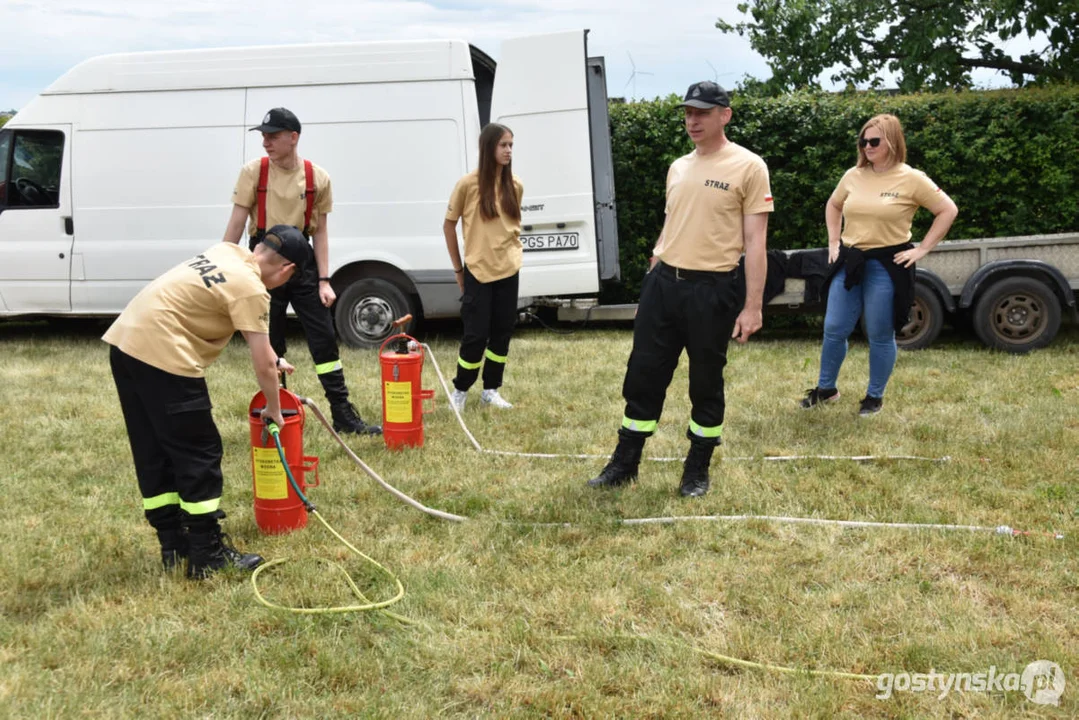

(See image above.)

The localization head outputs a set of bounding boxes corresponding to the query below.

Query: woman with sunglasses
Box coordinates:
[801,113,958,415]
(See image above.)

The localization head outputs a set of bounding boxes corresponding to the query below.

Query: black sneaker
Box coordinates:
[858,395,883,416]
[331,402,383,436]
[801,387,840,408]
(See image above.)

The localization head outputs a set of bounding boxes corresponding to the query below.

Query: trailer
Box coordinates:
[558,233,1079,353]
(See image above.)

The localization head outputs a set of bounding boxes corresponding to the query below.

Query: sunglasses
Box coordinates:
[859,136,882,148]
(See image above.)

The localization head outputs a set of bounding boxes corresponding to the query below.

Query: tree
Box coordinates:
[717,0,1079,92]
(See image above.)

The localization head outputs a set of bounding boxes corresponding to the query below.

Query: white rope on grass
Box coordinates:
[301,395,1062,540]
[304,400,468,524]
[618,515,1063,538]
[485,449,951,463]
[422,344,950,465]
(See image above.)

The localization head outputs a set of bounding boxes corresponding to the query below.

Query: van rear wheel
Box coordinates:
[334,278,415,348]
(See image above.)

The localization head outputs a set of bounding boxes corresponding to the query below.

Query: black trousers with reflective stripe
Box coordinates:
[621,265,741,439]
[109,346,224,514]
[252,235,340,365]
[454,268,519,391]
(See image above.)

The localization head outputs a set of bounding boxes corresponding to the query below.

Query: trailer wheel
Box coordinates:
[334,278,415,348]
[972,276,1061,353]
[897,283,945,350]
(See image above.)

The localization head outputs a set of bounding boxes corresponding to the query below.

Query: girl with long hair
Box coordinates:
[443,123,523,411]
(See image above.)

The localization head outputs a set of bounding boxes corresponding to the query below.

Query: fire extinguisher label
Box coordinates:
[384,381,413,424]
[252,446,289,500]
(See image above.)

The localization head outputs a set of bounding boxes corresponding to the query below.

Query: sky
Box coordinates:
[0,0,1024,113]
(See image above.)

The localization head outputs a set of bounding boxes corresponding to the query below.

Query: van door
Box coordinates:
[490,30,615,298]
[0,125,73,312]
[586,55,620,282]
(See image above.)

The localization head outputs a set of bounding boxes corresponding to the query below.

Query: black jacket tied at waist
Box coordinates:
[827,243,915,332]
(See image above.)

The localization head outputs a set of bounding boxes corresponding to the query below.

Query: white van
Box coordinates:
[0,30,619,346]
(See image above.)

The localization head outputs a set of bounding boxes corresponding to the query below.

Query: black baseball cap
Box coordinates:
[260,225,309,271]
[250,107,301,133]
[678,81,730,109]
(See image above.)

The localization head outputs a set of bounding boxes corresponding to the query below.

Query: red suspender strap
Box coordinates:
[256,156,270,234]
[303,159,315,236]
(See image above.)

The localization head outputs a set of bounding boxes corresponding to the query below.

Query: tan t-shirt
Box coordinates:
[831,164,943,249]
[103,243,270,378]
[655,143,774,272]
[445,170,524,283]
[232,158,333,237]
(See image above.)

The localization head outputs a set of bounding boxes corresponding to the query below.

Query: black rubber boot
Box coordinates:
[184,511,263,580]
[146,506,187,571]
[320,369,383,435]
[330,401,383,436]
[587,429,646,489]
[157,528,188,571]
[679,438,716,498]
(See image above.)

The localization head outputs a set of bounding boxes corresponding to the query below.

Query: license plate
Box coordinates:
[521,232,579,252]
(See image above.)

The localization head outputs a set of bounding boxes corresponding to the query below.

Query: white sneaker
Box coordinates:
[481,389,513,409]
[450,389,467,414]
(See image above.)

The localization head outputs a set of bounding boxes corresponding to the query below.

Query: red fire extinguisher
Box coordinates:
[380,315,435,450]
[248,387,320,534]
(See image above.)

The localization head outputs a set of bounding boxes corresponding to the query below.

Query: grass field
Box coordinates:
[1,317,1076,718]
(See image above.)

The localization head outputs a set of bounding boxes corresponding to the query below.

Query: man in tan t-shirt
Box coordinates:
[222,107,380,437]
[587,81,773,498]
[105,226,306,580]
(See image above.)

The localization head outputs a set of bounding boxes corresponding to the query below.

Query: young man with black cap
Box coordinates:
[222,107,380,436]
[586,81,773,498]
[104,225,308,579]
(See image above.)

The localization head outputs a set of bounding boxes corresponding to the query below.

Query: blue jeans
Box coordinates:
[817,260,896,399]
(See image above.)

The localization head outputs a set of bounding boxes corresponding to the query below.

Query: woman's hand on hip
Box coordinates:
[893,247,927,268]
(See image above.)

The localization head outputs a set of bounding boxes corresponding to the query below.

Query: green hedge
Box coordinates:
[604,86,1079,303]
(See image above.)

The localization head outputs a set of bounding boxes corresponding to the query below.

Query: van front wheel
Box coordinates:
[334,278,415,348]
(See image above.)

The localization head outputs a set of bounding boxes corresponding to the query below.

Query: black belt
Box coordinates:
[655,262,736,282]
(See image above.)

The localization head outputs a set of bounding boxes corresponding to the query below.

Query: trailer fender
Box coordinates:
[958,260,1076,310]
[915,268,956,313]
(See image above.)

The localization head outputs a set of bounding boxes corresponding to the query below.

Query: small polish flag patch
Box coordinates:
[764,194,774,202]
